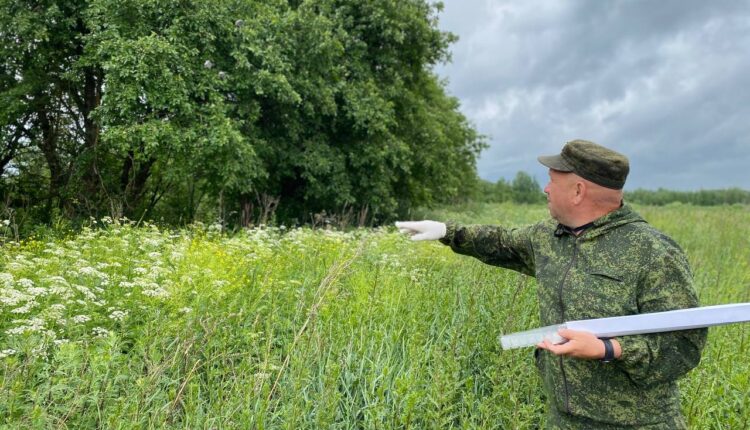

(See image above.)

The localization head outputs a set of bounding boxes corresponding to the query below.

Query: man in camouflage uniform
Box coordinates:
[396,140,707,429]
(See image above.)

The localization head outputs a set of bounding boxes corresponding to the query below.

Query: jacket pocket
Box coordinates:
[580,270,636,319]
[588,271,624,283]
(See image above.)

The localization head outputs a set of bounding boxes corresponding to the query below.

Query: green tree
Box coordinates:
[1,0,486,228]
[511,171,544,204]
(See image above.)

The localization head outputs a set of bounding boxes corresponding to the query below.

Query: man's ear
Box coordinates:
[572,181,586,205]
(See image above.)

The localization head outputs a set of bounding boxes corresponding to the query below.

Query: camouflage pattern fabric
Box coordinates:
[538,139,630,190]
[439,205,707,428]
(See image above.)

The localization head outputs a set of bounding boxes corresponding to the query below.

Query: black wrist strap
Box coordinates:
[601,338,615,363]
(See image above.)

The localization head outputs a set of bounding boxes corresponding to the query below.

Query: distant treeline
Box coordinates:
[470,172,547,205]
[625,188,750,206]
[470,175,750,207]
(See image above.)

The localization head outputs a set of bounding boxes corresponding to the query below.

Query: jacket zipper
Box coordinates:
[558,238,579,414]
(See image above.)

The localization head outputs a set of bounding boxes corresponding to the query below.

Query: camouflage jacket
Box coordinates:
[439,205,707,427]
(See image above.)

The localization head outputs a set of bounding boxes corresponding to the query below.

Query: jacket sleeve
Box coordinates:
[615,248,707,387]
[438,222,536,276]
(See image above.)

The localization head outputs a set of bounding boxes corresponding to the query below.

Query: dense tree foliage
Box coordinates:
[1,0,485,228]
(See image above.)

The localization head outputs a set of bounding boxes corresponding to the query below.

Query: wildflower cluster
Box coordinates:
[1,219,403,361]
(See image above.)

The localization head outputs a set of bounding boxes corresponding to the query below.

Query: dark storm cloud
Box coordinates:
[435,0,750,190]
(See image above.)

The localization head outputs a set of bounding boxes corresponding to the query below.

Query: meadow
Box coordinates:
[1,203,748,429]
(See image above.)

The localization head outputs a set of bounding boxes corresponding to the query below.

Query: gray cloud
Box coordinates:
[435,0,750,190]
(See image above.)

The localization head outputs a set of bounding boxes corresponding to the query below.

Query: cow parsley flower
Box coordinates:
[109,310,128,321]
[17,278,34,288]
[92,327,109,337]
[72,315,91,324]
[11,301,36,313]
[142,287,169,298]
[0,272,13,286]
[79,267,98,276]
[6,317,45,335]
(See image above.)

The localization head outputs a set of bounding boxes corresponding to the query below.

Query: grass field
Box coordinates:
[1,203,749,429]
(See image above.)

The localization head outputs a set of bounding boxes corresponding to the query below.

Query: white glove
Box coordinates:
[394,220,447,241]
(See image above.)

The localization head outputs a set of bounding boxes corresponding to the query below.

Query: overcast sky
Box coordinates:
[434,0,750,190]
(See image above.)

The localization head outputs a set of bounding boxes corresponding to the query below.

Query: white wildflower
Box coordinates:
[0,349,17,359]
[147,251,161,259]
[78,267,109,281]
[92,327,109,337]
[143,238,162,248]
[72,315,91,324]
[133,267,148,275]
[109,310,128,321]
[0,272,13,286]
[31,257,48,266]
[43,247,66,256]
[179,307,192,313]
[18,278,34,288]
[46,276,69,286]
[27,287,49,297]
[53,339,69,346]
[142,287,169,298]
[79,266,98,276]
[6,317,45,335]
[74,285,97,301]
[147,266,165,278]
[43,304,66,324]
[11,301,36,313]
[2,219,10,226]
[137,280,160,290]
[1,288,28,306]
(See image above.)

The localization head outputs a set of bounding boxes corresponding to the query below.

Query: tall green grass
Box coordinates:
[1,204,748,428]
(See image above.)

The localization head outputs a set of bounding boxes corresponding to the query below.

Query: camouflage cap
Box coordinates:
[537,139,629,190]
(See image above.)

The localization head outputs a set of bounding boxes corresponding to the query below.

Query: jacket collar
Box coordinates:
[555,204,645,239]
